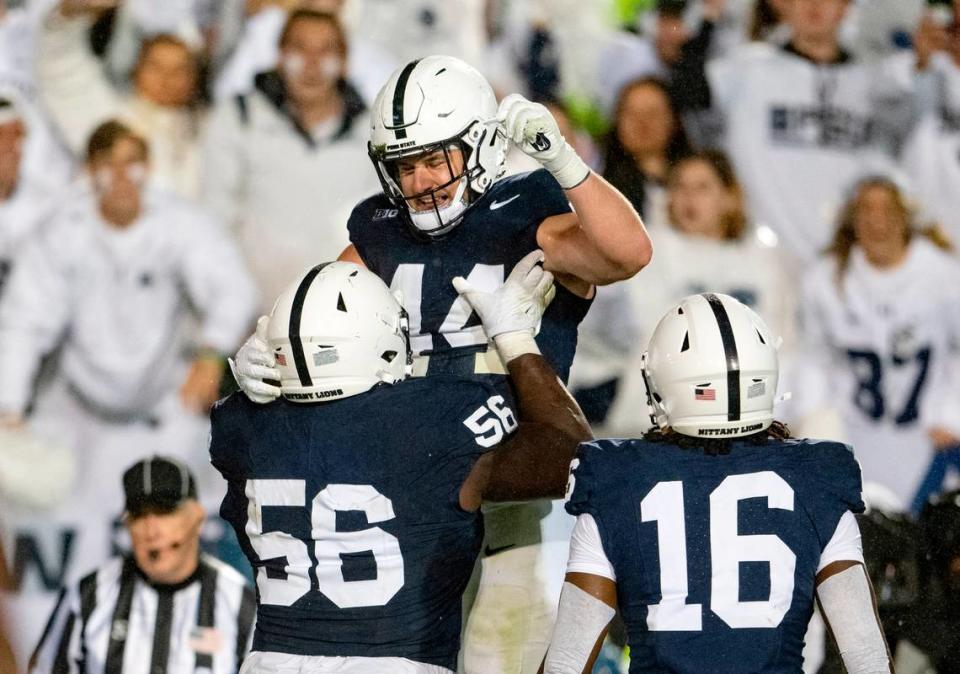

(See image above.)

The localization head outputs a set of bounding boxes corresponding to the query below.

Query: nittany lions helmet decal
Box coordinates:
[642,293,780,438]
[266,262,412,403]
[368,55,507,237]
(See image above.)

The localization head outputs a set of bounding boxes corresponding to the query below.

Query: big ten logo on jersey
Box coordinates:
[390,263,505,354]
[463,395,518,447]
[769,105,871,150]
[641,471,795,630]
[246,481,404,608]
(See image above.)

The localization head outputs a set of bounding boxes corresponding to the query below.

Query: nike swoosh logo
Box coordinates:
[483,543,516,557]
[489,195,520,211]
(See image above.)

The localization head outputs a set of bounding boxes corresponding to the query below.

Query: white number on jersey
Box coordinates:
[464,395,518,448]
[246,480,405,608]
[641,471,797,631]
[390,263,505,354]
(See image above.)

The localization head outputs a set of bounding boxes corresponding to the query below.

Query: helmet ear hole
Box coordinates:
[382,350,398,363]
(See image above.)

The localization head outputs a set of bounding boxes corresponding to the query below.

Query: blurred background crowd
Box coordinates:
[1,0,960,671]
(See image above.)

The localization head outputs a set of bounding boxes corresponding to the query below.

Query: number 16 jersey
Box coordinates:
[566,437,865,673]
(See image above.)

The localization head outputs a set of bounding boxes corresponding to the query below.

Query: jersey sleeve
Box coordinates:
[208,394,249,481]
[406,377,517,509]
[346,194,393,275]
[816,510,864,573]
[800,441,866,550]
[514,169,573,223]
[566,513,618,581]
[564,441,606,518]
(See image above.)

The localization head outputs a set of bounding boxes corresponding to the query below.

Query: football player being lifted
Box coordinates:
[234,55,651,671]
[214,253,592,673]
[544,293,891,674]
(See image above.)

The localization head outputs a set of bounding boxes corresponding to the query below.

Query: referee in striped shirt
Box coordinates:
[30,456,255,673]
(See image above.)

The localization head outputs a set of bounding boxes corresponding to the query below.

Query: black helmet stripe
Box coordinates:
[289,263,331,387]
[704,293,741,421]
[392,59,422,140]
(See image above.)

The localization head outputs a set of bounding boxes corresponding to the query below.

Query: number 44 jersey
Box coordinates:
[347,169,592,382]
[210,376,517,670]
[566,437,864,674]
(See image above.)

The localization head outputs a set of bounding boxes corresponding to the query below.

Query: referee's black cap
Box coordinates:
[123,456,198,517]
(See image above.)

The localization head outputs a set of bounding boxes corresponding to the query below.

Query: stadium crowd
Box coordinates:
[0,0,959,672]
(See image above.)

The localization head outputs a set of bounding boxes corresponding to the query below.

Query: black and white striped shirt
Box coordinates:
[29,554,255,674]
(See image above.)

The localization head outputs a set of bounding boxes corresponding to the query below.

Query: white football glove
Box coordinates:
[497,93,590,190]
[453,249,556,363]
[0,426,75,509]
[229,315,281,404]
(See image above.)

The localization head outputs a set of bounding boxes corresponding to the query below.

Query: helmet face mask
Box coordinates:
[371,139,478,236]
[641,293,781,439]
[368,56,507,238]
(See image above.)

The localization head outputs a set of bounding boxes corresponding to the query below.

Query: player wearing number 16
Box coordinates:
[544,294,892,674]
[210,254,591,673]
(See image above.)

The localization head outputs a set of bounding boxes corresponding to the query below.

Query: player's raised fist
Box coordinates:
[496,94,590,190]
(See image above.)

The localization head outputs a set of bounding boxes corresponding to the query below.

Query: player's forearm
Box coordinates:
[507,353,591,444]
[564,173,652,282]
[479,355,592,502]
[817,563,893,673]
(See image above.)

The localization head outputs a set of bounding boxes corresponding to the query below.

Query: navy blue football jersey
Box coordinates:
[347,169,591,382]
[210,376,518,668]
[566,438,865,674]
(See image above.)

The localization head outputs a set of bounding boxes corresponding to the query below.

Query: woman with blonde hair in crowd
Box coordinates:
[571,149,794,432]
[796,176,960,513]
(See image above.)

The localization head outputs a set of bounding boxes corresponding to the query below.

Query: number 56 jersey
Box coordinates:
[210,376,516,670]
[566,438,865,674]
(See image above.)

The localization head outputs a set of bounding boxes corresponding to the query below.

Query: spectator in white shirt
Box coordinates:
[0,120,256,657]
[202,8,378,311]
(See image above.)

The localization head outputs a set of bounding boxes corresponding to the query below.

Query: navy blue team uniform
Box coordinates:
[347,169,590,384]
[211,376,514,669]
[567,438,865,673]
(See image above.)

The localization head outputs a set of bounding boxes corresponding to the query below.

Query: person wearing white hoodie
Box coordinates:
[0,120,257,661]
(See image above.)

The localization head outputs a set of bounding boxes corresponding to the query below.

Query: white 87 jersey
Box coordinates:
[801,240,960,432]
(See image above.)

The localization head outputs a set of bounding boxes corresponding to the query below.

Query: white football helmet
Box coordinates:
[368,55,507,237]
[266,262,412,403]
[641,293,780,438]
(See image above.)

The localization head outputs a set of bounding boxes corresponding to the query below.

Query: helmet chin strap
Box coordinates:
[408,179,469,234]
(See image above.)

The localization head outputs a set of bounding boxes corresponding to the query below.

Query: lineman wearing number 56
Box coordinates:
[212,254,591,673]
[544,293,892,674]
